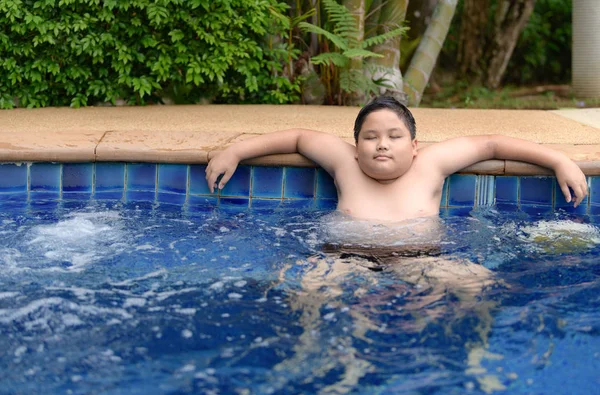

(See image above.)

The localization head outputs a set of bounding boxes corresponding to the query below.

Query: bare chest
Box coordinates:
[336,174,443,221]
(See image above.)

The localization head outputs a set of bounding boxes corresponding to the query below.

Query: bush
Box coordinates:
[505,0,572,85]
[0,0,300,108]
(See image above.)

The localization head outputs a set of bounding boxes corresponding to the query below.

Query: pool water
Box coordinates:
[1,200,599,394]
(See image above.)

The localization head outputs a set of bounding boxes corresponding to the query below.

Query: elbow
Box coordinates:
[485,134,502,159]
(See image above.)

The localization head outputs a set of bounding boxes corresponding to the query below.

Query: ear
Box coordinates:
[354,142,359,160]
[412,139,418,156]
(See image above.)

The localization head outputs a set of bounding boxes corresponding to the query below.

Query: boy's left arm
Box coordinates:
[421,134,588,207]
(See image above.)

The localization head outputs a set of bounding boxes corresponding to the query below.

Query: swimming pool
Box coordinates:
[1,162,600,394]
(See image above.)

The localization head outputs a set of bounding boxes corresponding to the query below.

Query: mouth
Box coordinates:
[374,155,391,160]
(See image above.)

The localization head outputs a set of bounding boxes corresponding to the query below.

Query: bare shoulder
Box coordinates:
[297,129,356,176]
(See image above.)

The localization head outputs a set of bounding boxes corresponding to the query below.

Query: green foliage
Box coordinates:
[0,0,300,108]
[298,0,405,101]
[505,0,572,84]
[439,0,572,86]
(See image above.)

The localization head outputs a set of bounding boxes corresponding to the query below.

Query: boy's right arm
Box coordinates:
[205,129,351,193]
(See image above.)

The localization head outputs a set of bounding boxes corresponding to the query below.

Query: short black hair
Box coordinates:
[353,96,416,142]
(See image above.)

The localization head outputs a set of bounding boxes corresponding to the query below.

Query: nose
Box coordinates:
[377,139,389,151]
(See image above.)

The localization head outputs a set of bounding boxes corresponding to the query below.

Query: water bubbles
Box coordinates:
[123,298,147,308]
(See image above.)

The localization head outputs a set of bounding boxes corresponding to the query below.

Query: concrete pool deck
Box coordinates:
[0,106,599,175]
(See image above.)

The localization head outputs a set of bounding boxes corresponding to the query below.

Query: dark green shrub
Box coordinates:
[505,0,572,85]
[0,0,300,108]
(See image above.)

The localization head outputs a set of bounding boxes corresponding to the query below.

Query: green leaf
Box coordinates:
[362,27,407,49]
[343,48,382,59]
[311,52,348,67]
[298,22,348,51]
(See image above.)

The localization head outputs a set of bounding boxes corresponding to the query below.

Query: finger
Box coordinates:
[205,163,211,180]
[559,182,571,204]
[207,170,221,194]
[573,184,585,207]
[218,170,233,190]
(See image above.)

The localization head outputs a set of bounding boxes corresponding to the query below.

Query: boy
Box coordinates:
[206,95,588,221]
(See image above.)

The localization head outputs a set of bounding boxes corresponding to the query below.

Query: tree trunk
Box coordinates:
[457,0,489,77]
[344,0,366,105]
[573,0,600,98]
[484,0,536,89]
[403,0,458,106]
[368,0,409,104]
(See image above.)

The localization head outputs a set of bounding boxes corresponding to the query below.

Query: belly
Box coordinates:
[321,211,444,248]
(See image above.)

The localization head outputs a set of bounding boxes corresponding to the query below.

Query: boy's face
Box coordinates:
[355,109,418,182]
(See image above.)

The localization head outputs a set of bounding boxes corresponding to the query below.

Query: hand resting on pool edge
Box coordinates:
[206,95,588,223]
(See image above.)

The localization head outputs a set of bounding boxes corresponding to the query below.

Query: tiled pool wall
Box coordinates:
[0,162,598,214]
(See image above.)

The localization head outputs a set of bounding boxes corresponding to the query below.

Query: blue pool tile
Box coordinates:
[284,167,316,199]
[187,196,218,211]
[189,165,215,196]
[30,163,61,192]
[95,163,125,192]
[220,166,251,197]
[590,176,600,205]
[316,199,337,210]
[252,167,283,198]
[251,198,282,210]
[476,176,495,206]
[495,176,519,206]
[158,192,186,205]
[520,177,554,206]
[220,197,250,207]
[316,169,337,199]
[28,197,59,210]
[62,192,93,200]
[0,195,28,212]
[447,174,476,207]
[0,192,27,202]
[281,199,315,209]
[440,178,449,207]
[94,191,124,201]
[494,203,520,212]
[554,182,589,214]
[440,207,472,217]
[127,163,157,192]
[589,177,600,215]
[126,190,156,202]
[63,163,93,193]
[520,204,554,216]
[158,164,188,195]
[0,163,27,193]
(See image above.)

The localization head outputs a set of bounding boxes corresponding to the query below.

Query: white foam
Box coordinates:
[0,292,19,300]
[62,313,84,327]
[123,298,147,308]
[23,211,128,272]
[0,297,133,327]
[175,308,196,315]
[111,269,168,287]
[513,220,600,251]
